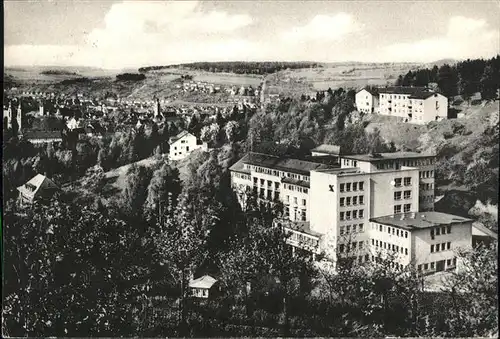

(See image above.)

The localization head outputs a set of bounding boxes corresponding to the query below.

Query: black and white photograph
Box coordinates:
[2,0,499,337]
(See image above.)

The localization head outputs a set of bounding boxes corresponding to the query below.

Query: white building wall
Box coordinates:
[409,98,425,123]
[282,184,310,221]
[413,221,472,273]
[369,221,413,266]
[169,134,204,161]
[230,171,252,207]
[355,89,378,114]
[369,169,420,218]
[309,171,338,235]
[423,94,448,122]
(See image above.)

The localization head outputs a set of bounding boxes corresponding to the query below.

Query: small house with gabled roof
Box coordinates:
[17,174,59,204]
[189,275,219,299]
[168,131,207,161]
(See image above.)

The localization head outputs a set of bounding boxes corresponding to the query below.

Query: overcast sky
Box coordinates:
[4,0,500,69]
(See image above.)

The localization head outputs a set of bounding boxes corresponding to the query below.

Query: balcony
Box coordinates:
[275,219,321,254]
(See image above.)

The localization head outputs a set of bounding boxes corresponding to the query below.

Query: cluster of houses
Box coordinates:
[178,81,262,98]
[179,81,221,94]
[355,86,449,124]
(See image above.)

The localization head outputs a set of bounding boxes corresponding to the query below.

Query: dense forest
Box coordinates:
[139,61,321,75]
[40,70,80,76]
[116,73,147,81]
[395,55,500,101]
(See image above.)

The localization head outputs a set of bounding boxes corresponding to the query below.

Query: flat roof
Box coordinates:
[341,152,435,162]
[230,152,332,176]
[370,212,473,231]
[311,144,341,155]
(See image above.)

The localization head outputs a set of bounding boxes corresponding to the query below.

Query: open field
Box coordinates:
[146,67,264,86]
[5,66,125,82]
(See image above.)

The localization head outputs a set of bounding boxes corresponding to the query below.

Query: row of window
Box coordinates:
[339,181,364,193]
[284,207,307,221]
[381,94,409,100]
[338,241,365,253]
[342,159,358,167]
[375,158,433,170]
[421,195,435,203]
[284,184,308,194]
[402,158,434,167]
[258,188,279,201]
[373,223,409,238]
[394,177,412,187]
[420,183,434,190]
[372,239,409,256]
[340,223,365,235]
[286,196,306,206]
[394,204,412,214]
[340,195,365,207]
[418,258,456,271]
[431,225,452,238]
[419,170,435,179]
[430,242,451,253]
[371,256,406,270]
[394,190,412,200]
[247,165,309,181]
[255,178,281,190]
[233,172,251,180]
[340,210,365,221]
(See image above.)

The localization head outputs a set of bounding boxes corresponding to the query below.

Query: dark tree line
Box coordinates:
[116,73,147,81]
[395,55,500,101]
[139,62,321,75]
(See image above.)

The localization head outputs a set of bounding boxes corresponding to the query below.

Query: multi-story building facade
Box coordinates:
[378,87,448,124]
[356,86,449,124]
[369,212,473,273]
[230,149,472,273]
[339,152,436,211]
[229,152,331,222]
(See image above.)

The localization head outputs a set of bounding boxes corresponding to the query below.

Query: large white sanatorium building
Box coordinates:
[230,149,473,274]
[355,86,448,124]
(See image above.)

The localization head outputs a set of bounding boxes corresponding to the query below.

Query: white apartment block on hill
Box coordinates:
[168,131,207,161]
[356,86,448,124]
[230,148,473,273]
